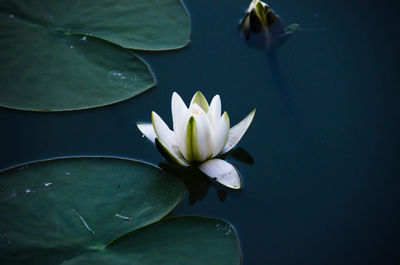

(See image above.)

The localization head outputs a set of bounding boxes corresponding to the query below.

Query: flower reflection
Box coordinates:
[159,147,254,205]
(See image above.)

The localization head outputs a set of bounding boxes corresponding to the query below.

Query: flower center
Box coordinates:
[190,104,201,116]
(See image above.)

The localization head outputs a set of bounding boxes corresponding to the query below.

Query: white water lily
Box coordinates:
[137,91,255,189]
[240,0,270,39]
[239,0,300,50]
[240,0,283,40]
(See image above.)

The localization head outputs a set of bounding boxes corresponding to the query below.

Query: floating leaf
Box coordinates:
[0,157,185,264]
[0,158,241,264]
[65,217,241,265]
[0,0,191,111]
[0,0,190,50]
[0,32,155,111]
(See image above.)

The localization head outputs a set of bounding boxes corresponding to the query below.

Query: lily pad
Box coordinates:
[0,0,191,111]
[0,157,185,264]
[0,32,155,111]
[0,0,190,50]
[65,216,241,265]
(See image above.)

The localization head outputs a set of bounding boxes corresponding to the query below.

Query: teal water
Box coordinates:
[1,0,399,264]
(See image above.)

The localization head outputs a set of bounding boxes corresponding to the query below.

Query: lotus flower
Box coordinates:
[137,91,255,189]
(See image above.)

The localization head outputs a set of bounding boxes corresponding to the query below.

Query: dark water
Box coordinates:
[1,0,399,264]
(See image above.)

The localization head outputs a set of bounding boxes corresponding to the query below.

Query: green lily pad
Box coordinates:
[0,0,190,50]
[0,31,155,111]
[0,157,185,264]
[0,0,190,111]
[66,216,241,265]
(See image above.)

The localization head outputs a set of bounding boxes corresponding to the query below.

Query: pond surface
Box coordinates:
[1,0,399,264]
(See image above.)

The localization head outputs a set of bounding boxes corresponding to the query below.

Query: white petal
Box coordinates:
[137,122,157,144]
[207,95,221,128]
[189,91,209,112]
[191,109,214,161]
[171,92,188,141]
[222,109,256,154]
[199,159,242,190]
[151,111,178,152]
[178,106,213,162]
[212,111,230,157]
[248,0,258,12]
[152,112,190,166]
[155,139,190,166]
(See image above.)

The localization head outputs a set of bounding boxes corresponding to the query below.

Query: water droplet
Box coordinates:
[44,182,52,187]
[9,14,15,18]
[80,36,87,41]
[107,71,137,89]
[66,172,70,175]
[141,134,145,138]
[70,45,74,49]
[216,223,233,235]
[25,189,31,194]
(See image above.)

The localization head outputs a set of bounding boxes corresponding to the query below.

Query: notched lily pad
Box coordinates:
[0,0,191,111]
[0,157,185,264]
[66,217,241,265]
[0,29,155,111]
[0,0,191,50]
[0,158,241,265]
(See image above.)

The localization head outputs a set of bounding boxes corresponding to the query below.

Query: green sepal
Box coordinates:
[155,138,189,166]
[190,91,209,112]
[284,23,301,34]
[184,116,195,161]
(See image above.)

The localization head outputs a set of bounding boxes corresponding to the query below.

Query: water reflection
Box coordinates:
[221,147,254,165]
[159,162,215,205]
[159,147,254,205]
